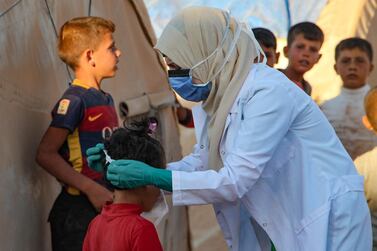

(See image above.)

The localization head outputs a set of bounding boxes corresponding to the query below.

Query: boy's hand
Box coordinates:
[86,143,105,172]
[85,183,113,211]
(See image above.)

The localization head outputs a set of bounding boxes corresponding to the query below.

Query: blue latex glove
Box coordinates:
[86,143,105,172]
[107,159,172,192]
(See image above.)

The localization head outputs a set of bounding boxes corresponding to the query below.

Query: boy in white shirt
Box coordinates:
[321,37,377,159]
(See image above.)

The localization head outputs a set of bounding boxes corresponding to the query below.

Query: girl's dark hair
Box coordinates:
[105,118,165,168]
[102,118,165,189]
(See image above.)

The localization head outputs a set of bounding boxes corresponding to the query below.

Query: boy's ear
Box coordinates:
[85,49,95,66]
[334,63,339,75]
[362,115,374,131]
[369,63,374,73]
[316,53,322,63]
[283,46,289,58]
[275,52,280,64]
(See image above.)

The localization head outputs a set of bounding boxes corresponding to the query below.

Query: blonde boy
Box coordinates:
[36,17,121,251]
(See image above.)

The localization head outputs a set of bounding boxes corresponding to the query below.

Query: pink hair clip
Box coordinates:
[148,118,158,135]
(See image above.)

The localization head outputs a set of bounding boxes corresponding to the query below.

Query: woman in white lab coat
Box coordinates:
[89,6,372,251]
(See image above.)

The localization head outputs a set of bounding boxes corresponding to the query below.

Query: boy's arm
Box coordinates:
[36,126,112,211]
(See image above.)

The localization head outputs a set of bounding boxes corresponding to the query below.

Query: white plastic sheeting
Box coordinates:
[145,0,327,37]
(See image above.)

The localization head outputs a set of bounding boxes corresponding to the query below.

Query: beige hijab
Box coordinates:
[155,6,260,171]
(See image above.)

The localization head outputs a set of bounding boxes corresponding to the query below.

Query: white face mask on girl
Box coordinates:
[141,190,169,226]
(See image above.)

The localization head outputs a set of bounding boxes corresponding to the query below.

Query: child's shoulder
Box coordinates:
[53,85,85,110]
[62,84,91,98]
[57,84,108,107]
[124,215,156,234]
[134,215,155,227]
[320,94,344,110]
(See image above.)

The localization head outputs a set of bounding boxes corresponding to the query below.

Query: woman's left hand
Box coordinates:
[107,159,173,191]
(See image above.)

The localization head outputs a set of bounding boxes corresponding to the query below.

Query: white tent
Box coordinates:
[0,1,189,250]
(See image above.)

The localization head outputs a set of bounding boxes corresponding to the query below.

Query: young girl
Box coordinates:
[83,119,165,251]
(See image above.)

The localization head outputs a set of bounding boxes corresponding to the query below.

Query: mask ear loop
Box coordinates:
[210,19,242,79]
[188,11,232,86]
[244,22,267,64]
[103,150,113,165]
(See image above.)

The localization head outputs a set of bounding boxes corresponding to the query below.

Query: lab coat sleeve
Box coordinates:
[172,83,297,205]
[168,143,204,172]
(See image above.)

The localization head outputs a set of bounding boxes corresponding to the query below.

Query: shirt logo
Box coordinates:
[88,113,103,122]
[57,99,70,115]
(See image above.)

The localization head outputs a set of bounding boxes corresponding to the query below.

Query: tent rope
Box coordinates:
[44,0,58,38]
[88,0,92,16]
[284,0,292,30]
[0,0,22,18]
[44,0,73,82]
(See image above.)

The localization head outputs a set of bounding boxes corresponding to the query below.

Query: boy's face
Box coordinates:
[334,48,373,89]
[141,186,162,212]
[260,44,280,67]
[92,32,121,79]
[284,34,322,74]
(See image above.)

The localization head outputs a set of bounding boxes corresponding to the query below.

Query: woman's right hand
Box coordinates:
[86,143,105,172]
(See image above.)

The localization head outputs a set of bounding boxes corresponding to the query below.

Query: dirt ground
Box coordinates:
[189,205,228,251]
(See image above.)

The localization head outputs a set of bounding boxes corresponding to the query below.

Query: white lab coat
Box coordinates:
[168,64,372,251]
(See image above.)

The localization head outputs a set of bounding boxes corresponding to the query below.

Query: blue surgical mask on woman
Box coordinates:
[168,70,212,102]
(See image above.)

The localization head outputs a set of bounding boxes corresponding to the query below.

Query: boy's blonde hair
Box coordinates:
[365,87,377,131]
[58,16,115,70]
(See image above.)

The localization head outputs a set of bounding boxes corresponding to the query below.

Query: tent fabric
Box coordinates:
[359,0,377,88]
[0,0,189,250]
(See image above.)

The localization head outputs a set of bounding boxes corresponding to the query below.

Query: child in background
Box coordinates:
[281,22,324,96]
[83,120,164,251]
[354,87,377,249]
[36,16,121,251]
[321,38,377,159]
[252,27,280,67]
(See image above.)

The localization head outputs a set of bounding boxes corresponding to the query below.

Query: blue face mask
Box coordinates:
[168,70,212,102]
